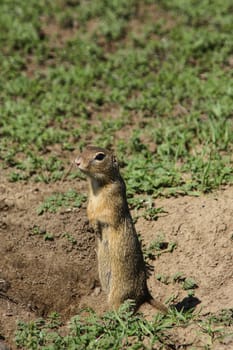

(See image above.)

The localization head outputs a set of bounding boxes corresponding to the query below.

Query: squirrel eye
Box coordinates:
[94,152,106,161]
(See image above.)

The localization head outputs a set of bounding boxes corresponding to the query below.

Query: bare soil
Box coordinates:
[0,170,233,349]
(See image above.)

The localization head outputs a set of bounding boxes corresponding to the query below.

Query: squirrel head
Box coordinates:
[75,146,119,184]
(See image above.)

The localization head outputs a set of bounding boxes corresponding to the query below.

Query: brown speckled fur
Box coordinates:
[75,146,167,313]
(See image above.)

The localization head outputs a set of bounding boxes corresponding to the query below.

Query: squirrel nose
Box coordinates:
[75,157,81,167]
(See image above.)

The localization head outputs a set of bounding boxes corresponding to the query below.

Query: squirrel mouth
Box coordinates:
[75,159,87,173]
[74,158,85,172]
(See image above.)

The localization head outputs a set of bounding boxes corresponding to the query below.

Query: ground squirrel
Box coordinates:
[75,146,167,313]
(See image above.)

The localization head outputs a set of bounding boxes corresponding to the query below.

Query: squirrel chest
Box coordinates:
[87,179,124,231]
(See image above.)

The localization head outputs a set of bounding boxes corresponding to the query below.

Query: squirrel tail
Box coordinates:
[147,294,168,314]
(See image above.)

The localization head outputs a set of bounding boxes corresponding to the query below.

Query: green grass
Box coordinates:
[161,271,198,291]
[142,234,177,260]
[37,189,86,215]
[15,302,233,350]
[30,225,55,241]
[0,0,232,196]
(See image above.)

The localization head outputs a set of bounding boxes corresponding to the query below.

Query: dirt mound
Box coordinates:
[137,186,233,315]
[0,180,233,349]
[0,180,101,348]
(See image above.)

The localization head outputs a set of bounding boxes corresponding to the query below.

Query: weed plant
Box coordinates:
[0,0,232,196]
[37,190,86,215]
[15,302,233,350]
